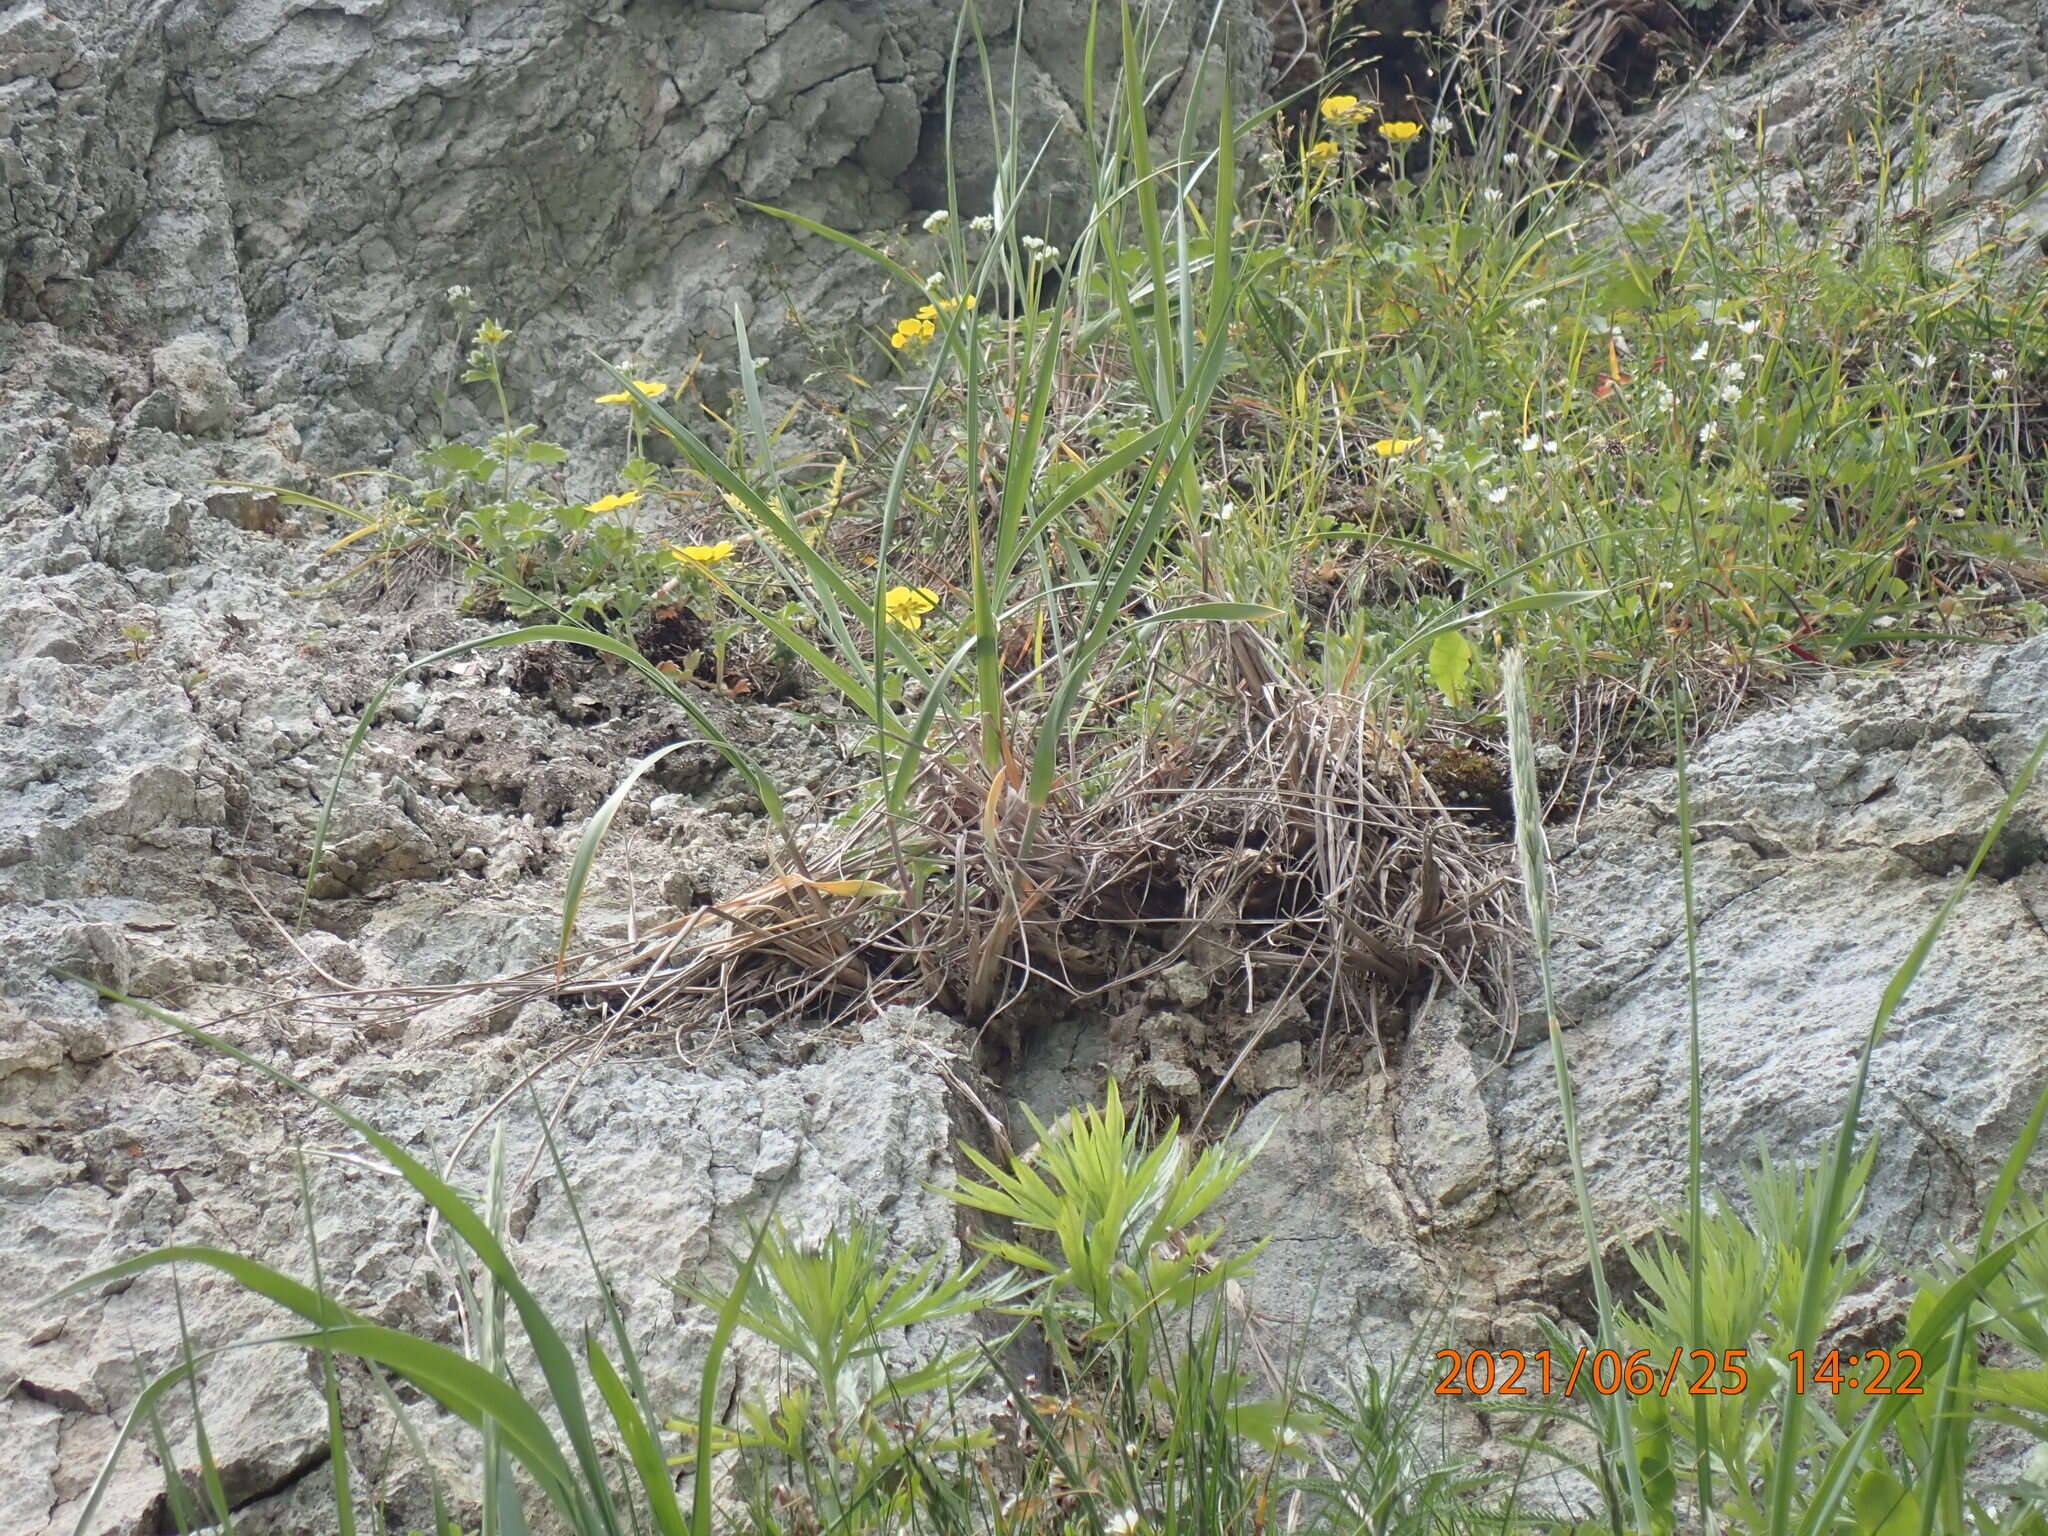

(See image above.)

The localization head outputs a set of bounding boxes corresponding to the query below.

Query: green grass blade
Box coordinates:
[558,738,700,965]
[589,1335,689,1536]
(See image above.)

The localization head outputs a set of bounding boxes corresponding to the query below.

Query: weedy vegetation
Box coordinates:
[79,0,2048,1529]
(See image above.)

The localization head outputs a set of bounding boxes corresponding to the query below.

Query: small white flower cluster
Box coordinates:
[1520,432,1559,454]
[1021,234,1063,263]
[445,284,474,307]
[922,209,951,233]
[969,213,996,233]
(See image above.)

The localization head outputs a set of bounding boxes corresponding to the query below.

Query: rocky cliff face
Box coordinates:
[1606,0,2048,279]
[8,0,2048,1527]
[4,0,1264,472]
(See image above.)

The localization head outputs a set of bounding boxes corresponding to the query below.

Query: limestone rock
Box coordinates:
[1607,0,2048,280]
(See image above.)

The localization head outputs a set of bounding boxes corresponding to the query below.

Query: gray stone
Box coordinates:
[149,334,239,437]
[1190,637,2048,1410]
[5,0,1269,478]
[1607,0,2048,282]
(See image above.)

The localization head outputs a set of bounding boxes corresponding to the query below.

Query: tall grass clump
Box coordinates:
[262,0,1522,1051]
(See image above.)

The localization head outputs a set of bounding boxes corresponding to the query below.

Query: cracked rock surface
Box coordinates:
[1228,637,2048,1426]
[1607,0,2048,279]
[2,0,1267,477]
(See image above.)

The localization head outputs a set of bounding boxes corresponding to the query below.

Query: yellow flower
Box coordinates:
[1372,437,1422,457]
[586,491,641,513]
[890,314,939,349]
[672,541,736,567]
[883,585,939,629]
[1378,121,1423,143]
[1321,94,1369,125]
[594,379,670,405]
[1305,140,1340,164]
[474,319,511,346]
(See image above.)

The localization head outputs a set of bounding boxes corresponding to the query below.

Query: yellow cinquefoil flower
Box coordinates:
[1305,140,1340,163]
[889,315,937,350]
[672,541,736,567]
[1321,94,1369,125]
[595,380,669,405]
[586,491,641,513]
[1378,121,1423,143]
[883,585,939,629]
[1372,438,1424,457]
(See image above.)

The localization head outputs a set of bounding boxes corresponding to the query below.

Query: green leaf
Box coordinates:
[1428,628,1476,707]
[423,443,495,480]
[1852,1468,1922,1536]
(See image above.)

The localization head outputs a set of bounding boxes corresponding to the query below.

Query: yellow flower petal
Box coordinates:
[595,379,668,405]
[883,585,940,629]
[1321,95,1368,125]
[1371,437,1423,457]
[586,491,643,513]
[1378,121,1422,142]
[673,541,736,566]
[1306,140,1339,163]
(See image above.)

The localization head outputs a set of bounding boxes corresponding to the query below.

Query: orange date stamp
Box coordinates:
[1434,1347,1925,1399]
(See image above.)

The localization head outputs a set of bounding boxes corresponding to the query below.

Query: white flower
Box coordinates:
[1723,125,1747,143]
[1652,383,1677,410]
[1106,1511,1142,1536]
[1776,496,1805,511]
[969,214,995,232]
[1699,421,1720,444]
[922,209,952,233]
[1737,317,1761,336]
[1911,350,1937,370]
[1482,187,1504,203]
[1215,500,1235,521]
[1992,365,2012,382]
[1872,614,1899,630]
[1720,383,1743,404]
[1430,115,1452,133]
[1486,483,1511,505]
[445,284,473,305]
[926,270,947,287]
[1690,340,1710,362]
[1521,433,1542,452]
[1502,151,1520,166]
[1476,408,1502,423]
[1521,296,1548,312]
[1719,359,1745,381]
